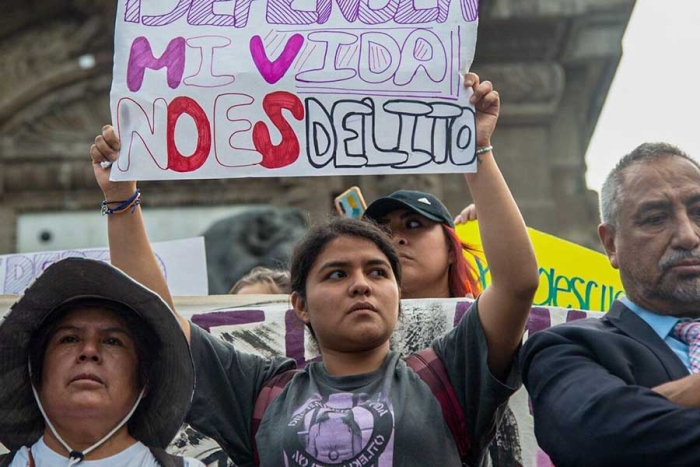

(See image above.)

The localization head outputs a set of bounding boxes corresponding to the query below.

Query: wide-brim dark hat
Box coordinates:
[364,190,455,228]
[0,257,194,450]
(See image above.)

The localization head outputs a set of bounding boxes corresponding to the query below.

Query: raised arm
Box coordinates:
[464,73,539,379]
[89,125,191,340]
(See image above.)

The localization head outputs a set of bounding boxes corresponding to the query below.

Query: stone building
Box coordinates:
[0,0,635,258]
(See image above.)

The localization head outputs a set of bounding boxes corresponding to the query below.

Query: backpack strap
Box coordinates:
[405,348,472,460]
[148,447,185,467]
[252,369,302,466]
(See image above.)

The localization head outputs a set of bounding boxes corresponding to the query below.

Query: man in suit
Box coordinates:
[522,142,700,466]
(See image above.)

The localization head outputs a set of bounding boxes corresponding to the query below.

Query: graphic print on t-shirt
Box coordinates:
[284,392,395,467]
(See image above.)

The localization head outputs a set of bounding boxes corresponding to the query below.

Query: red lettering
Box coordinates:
[253,91,304,169]
[167,96,211,172]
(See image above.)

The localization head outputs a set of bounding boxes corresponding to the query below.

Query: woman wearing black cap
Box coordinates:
[364,189,481,299]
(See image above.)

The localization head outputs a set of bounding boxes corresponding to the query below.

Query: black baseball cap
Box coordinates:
[364,190,454,228]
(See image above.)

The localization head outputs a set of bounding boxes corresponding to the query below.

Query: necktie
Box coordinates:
[673,321,700,373]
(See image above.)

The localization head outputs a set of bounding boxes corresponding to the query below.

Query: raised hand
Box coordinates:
[464,72,499,149]
[89,125,136,202]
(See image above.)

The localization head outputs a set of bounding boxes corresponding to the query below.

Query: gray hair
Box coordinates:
[599,142,700,227]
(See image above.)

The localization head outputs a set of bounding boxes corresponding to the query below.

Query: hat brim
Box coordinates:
[0,257,194,450]
[364,198,451,226]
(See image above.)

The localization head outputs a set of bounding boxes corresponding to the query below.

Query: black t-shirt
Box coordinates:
[186,299,521,466]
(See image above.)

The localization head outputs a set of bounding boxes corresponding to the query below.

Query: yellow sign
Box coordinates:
[457,222,624,312]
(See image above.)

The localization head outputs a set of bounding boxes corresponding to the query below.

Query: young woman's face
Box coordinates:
[377,209,453,298]
[293,235,400,353]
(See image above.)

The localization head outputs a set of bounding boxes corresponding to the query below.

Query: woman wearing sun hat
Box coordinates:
[0,257,203,467]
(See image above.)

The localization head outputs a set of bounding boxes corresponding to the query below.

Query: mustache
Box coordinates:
[658,250,700,271]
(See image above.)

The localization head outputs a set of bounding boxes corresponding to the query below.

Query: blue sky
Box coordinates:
[585,0,700,192]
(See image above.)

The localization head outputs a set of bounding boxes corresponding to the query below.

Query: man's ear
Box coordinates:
[291,291,309,323]
[598,223,619,269]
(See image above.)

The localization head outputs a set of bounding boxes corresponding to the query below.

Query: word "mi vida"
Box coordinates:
[127,29,450,90]
[122,0,479,27]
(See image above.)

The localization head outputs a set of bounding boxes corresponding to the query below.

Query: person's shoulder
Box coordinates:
[551,315,612,333]
[522,313,619,355]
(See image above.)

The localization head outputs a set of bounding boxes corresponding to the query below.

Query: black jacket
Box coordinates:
[522,300,700,467]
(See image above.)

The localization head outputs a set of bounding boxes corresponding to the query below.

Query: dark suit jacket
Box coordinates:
[522,300,700,467]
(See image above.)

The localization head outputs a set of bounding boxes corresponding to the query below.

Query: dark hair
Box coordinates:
[229,266,291,294]
[290,217,402,299]
[29,298,160,391]
[442,225,482,297]
[600,142,700,227]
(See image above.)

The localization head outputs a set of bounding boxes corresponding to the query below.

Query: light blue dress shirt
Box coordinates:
[621,296,692,372]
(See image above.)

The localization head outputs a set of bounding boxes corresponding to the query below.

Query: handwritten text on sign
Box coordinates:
[0,238,208,296]
[110,0,480,180]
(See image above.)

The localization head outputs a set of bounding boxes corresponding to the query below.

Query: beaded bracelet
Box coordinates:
[101,189,141,216]
[476,145,493,155]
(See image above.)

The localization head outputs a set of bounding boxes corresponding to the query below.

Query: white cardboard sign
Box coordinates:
[110,0,480,180]
[0,237,208,296]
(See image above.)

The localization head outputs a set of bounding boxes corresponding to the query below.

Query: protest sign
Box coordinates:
[110,0,480,181]
[0,237,208,296]
[456,222,624,311]
[457,222,624,312]
[0,294,599,466]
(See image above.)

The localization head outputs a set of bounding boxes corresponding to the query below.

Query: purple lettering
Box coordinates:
[187,0,235,26]
[296,31,357,83]
[395,29,447,85]
[395,0,449,24]
[460,0,478,22]
[358,0,398,24]
[141,0,191,26]
[4,255,33,295]
[319,0,362,23]
[359,33,400,84]
[184,36,236,88]
[127,36,186,92]
[266,0,317,25]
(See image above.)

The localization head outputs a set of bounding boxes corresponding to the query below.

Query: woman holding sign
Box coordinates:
[89,73,538,466]
[361,78,523,465]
